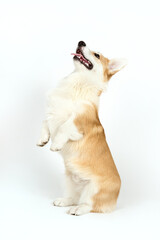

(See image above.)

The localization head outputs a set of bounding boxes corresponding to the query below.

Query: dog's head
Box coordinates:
[72,41,127,82]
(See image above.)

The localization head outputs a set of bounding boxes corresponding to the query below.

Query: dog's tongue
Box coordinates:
[71,53,88,63]
[71,53,82,57]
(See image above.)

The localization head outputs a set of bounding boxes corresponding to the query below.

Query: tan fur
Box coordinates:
[64,104,121,213]
[91,51,111,82]
[99,54,110,82]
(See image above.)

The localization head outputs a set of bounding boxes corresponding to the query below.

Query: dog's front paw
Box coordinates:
[50,142,63,152]
[37,137,49,147]
[53,198,74,207]
[67,204,91,216]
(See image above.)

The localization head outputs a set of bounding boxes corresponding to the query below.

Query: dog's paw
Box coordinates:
[67,204,91,216]
[50,142,63,152]
[37,138,49,147]
[53,198,73,207]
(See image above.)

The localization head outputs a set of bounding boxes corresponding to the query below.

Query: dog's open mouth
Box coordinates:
[71,48,93,70]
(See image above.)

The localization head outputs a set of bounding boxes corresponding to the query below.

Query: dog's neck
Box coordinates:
[58,70,106,105]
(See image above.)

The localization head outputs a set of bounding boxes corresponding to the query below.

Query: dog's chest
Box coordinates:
[46,88,93,120]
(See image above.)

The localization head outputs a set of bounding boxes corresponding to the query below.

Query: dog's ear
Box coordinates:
[108,58,127,76]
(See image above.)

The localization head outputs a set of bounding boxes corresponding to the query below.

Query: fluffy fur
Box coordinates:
[37,42,126,215]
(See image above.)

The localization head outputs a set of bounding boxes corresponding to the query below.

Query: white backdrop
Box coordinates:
[0,0,160,239]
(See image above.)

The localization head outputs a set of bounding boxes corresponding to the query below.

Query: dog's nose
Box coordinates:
[78,41,86,47]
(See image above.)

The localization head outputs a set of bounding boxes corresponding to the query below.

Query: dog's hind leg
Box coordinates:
[67,181,97,216]
[53,173,80,207]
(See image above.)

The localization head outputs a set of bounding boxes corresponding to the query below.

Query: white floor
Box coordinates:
[0,154,159,240]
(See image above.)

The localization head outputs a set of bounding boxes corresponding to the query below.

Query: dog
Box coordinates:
[37,41,126,215]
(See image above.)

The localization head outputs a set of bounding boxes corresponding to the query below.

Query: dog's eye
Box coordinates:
[94,53,100,59]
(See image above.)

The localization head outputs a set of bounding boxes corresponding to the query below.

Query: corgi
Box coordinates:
[37,41,127,215]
